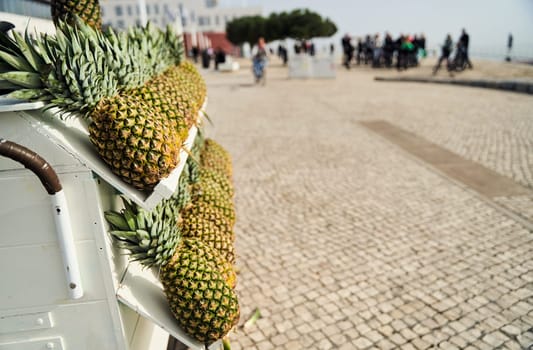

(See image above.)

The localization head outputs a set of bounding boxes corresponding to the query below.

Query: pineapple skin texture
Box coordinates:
[201,139,233,179]
[181,202,234,240]
[179,213,236,265]
[192,182,236,225]
[89,94,181,190]
[160,239,239,343]
[51,0,102,30]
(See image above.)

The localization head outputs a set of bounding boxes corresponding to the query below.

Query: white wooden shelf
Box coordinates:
[117,262,222,350]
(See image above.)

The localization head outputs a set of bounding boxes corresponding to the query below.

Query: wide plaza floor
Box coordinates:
[202,58,533,350]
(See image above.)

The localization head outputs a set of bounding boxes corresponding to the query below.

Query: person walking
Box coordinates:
[433,34,454,75]
[252,37,268,84]
[341,34,354,69]
[506,33,513,62]
[458,28,473,69]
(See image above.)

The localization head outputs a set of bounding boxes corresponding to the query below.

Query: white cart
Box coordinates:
[0,103,220,350]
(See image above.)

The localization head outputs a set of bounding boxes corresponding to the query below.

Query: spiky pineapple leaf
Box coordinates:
[11,31,41,72]
[0,72,41,88]
[0,50,32,72]
[0,79,20,89]
[5,88,45,100]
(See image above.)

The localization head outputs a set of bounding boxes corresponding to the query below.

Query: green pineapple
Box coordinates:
[0,20,118,113]
[105,197,179,268]
[51,0,102,30]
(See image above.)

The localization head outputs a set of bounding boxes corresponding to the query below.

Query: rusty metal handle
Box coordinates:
[0,139,62,194]
[0,138,83,299]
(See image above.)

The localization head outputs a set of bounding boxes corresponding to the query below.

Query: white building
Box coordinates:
[100,0,261,32]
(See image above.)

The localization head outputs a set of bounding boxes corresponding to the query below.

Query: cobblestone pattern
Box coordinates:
[494,195,533,223]
[320,76,533,192]
[203,66,533,349]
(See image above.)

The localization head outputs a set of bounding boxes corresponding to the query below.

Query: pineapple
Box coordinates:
[192,181,236,225]
[201,139,233,179]
[0,20,198,190]
[160,238,239,344]
[89,94,182,190]
[127,64,199,141]
[105,197,179,268]
[51,0,102,30]
[180,202,234,240]
[186,134,205,185]
[0,20,118,113]
[179,212,236,264]
[105,198,239,344]
[197,167,234,197]
[169,165,193,211]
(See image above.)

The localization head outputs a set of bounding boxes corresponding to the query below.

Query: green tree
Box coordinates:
[226,15,266,45]
[226,9,337,44]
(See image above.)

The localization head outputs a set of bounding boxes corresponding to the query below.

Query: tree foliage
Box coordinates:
[226,9,337,45]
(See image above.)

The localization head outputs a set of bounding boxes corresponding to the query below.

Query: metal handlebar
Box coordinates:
[0,139,84,299]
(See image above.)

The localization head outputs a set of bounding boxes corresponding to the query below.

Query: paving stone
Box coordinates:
[256,340,275,350]
[316,338,333,350]
[389,332,407,346]
[329,333,348,347]
[271,334,288,347]
[400,343,417,350]
[374,338,397,350]
[205,60,533,350]
[438,341,460,349]
[247,330,266,343]
[283,340,302,350]
[411,338,432,350]
[352,337,373,349]
[400,327,418,341]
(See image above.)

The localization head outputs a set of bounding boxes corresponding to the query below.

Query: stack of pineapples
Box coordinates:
[0,0,240,345]
[106,134,239,344]
[0,0,205,190]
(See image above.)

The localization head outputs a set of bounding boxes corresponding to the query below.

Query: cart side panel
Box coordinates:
[0,111,79,170]
[0,301,120,349]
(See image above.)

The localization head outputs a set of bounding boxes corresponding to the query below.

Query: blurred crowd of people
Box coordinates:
[191,46,228,70]
[433,29,473,75]
[342,32,427,70]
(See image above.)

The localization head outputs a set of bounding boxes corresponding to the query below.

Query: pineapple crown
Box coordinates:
[0,17,185,116]
[105,196,180,268]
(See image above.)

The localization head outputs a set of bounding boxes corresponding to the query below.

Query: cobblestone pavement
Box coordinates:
[202,60,533,349]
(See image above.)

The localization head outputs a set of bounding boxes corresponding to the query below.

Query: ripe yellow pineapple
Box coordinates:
[201,139,233,179]
[179,212,236,264]
[180,202,234,239]
[89,94,181,190]
[192,181,235,225]
[51,0,102,30]
[160,239,239,344]
[198,168,234,197]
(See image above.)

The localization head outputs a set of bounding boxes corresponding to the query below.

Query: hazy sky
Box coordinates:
[220,0,533,59]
